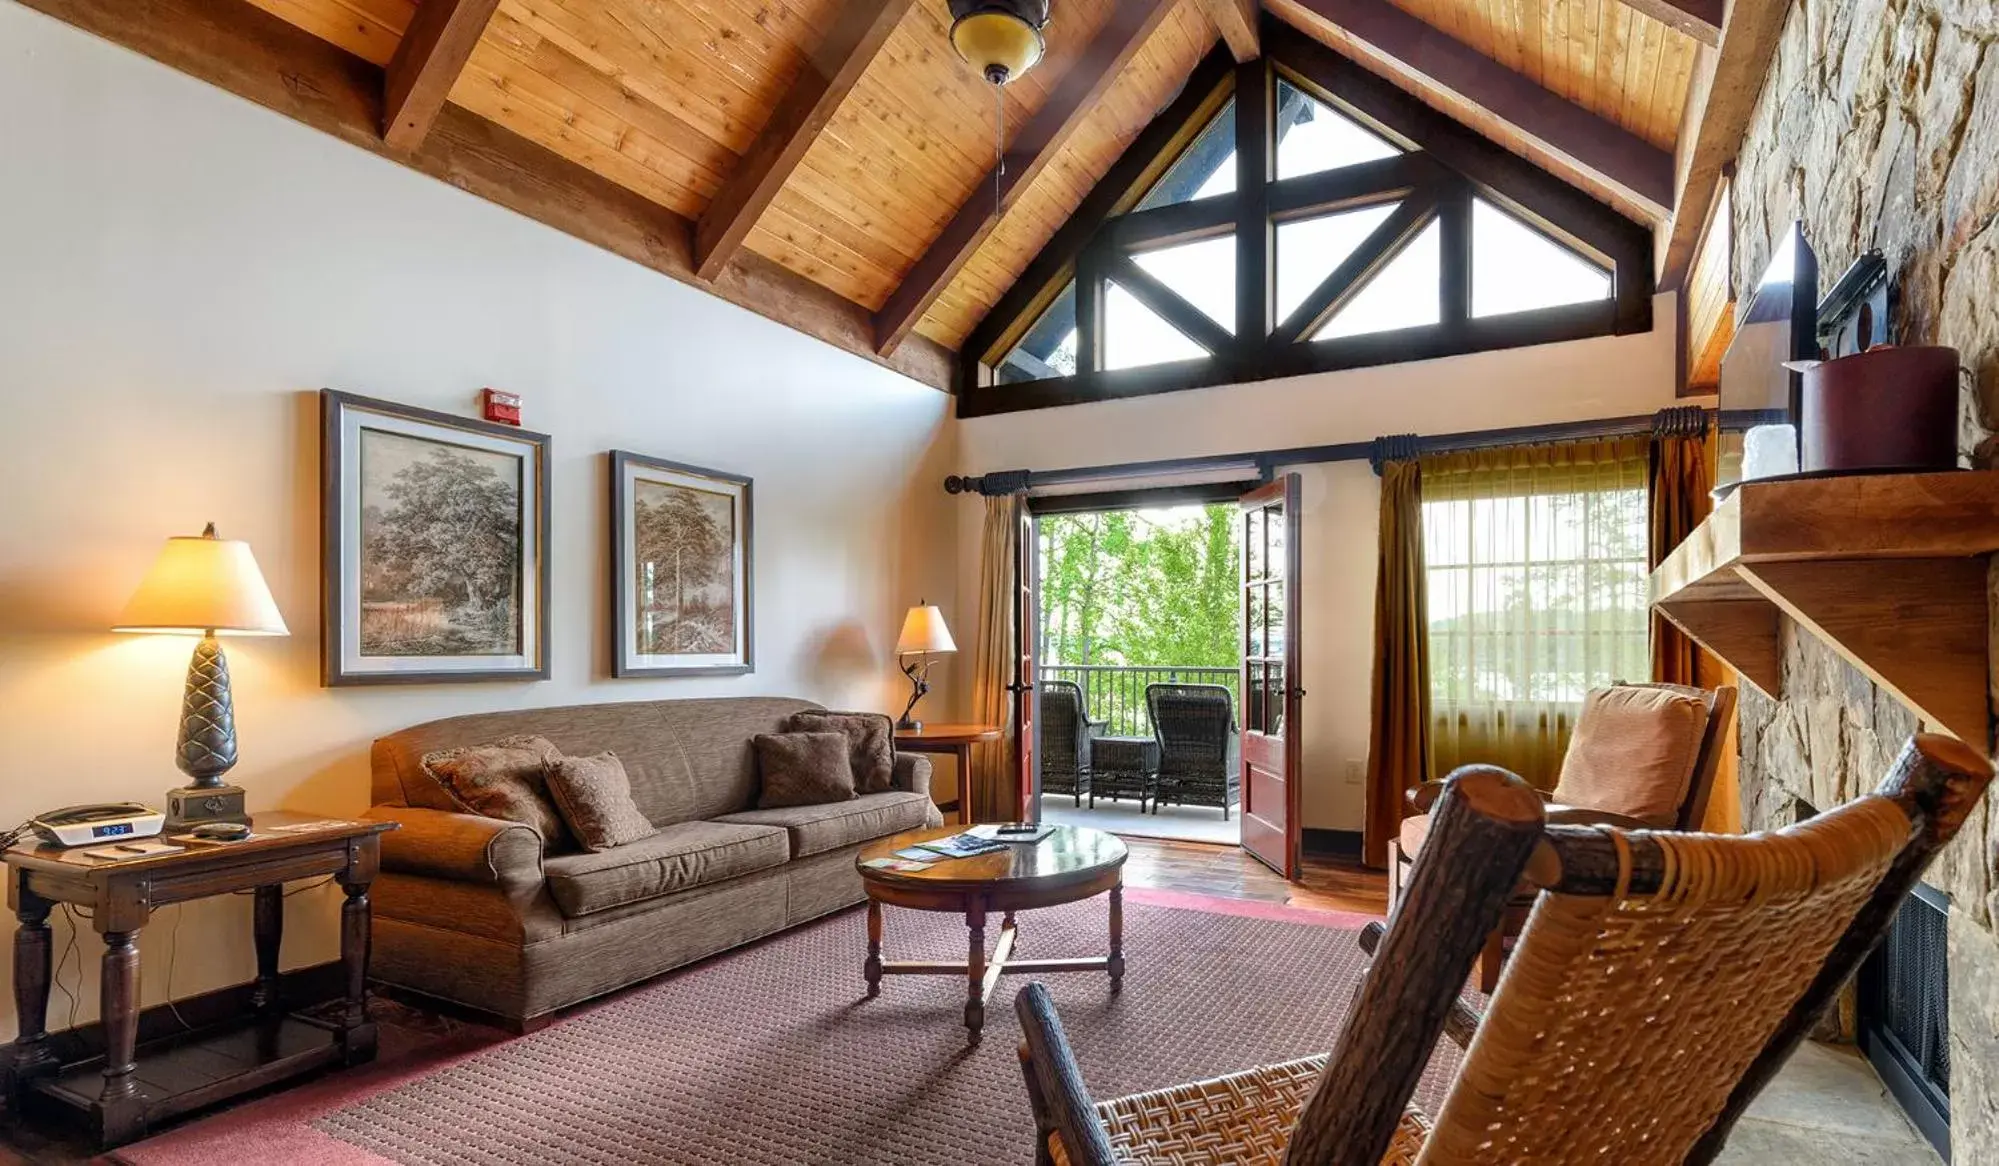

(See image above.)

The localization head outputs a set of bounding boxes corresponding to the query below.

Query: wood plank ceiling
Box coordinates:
[216,0,1707,376]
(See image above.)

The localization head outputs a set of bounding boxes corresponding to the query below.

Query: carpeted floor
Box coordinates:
[120,892,1456,1165]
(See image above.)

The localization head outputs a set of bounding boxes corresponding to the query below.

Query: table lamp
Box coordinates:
[895,602,957,731]
[114,523,288,830]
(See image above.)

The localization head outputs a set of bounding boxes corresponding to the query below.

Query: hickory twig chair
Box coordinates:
[1017,733,1992,1166]
[1392,681,1739,991]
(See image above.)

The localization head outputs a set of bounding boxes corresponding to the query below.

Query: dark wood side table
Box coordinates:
[2,812,395,1148]
[893,723,1001,825]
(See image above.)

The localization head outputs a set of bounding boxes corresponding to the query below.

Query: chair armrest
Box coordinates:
[1406,780,1448,813]
[893,752,933,798]
[364,805,544,895]
[1543,804,1653,830]
[1355,921,1483,1051]
[1015,983,1118,1166]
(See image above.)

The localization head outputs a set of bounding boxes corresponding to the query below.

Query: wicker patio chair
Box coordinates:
[1039,680,1103,807]
[1392,681,1738,991]
[1018,733,1992,1166]
[1145,683,1239,819]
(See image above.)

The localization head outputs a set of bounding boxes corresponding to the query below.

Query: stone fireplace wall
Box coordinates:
[1730,0,1999,1154]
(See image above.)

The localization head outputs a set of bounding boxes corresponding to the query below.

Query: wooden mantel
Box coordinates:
[1651,471,1999,752]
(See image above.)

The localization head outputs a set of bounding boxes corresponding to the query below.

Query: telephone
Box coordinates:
[31,803,167,848]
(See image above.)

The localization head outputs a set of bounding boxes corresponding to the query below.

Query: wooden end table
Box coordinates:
[856,824,1126,1044]
[2,812,395,1148]
[892,723,1001,825]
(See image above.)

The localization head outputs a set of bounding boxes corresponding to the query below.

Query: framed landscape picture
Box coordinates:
[321,390,550,685]
[610,451,753,677]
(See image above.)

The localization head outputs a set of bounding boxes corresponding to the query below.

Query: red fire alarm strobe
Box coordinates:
[481,388,522,426]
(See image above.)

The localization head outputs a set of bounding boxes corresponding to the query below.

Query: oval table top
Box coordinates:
[857,824,1126,898]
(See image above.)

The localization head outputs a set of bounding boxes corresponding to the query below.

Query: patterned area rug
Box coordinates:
[123,892,1458,1165]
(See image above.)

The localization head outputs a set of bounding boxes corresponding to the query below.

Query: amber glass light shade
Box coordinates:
[948,1,1049,84]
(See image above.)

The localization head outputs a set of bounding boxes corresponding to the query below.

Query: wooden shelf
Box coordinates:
[1650,471,1999,752]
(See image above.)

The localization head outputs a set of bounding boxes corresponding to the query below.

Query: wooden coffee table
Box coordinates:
[856,824,1127,1043]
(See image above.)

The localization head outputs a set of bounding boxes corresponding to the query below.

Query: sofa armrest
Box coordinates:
[893,752,933,798]
[364,805,544,895]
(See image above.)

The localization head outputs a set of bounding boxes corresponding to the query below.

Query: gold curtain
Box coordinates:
[968,494,1021,823]
[1423,437,1652,791]
[1363,459,1430,869]
[1649,419,1741,832]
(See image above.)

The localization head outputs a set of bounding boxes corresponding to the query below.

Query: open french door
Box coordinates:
[1240,475,1303,878]
[1014,503,1039,822]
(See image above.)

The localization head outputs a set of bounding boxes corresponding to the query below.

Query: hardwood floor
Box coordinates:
[1120,836,1389,916]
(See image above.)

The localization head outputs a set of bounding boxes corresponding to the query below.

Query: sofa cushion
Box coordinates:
[547,752,657,852]
[753,731,858,809]
[785,710,895,793]
[543,821,788,917]
[716,791,937,859]
[1551,686,1709,827]
[421,735,573,851]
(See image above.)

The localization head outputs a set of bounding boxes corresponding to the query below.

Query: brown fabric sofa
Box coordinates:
[362,696,942,1030]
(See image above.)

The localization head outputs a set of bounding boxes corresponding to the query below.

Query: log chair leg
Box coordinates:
[5,890,58,1111]
[1108,883,1125,993]
[864,898,883,998]
[95,929,144,1147]
[965,903,988,1043]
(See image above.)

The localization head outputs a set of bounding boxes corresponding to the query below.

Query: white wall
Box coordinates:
[957,308,1684,831]
[0,5,952,1032]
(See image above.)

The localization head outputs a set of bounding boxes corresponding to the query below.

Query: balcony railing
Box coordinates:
[1038,664,1238,738]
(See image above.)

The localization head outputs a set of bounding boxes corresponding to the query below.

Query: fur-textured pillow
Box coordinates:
[546,752,657,851]
[784,709,895,794]
[422,735,573,850]
[753,731,858,809]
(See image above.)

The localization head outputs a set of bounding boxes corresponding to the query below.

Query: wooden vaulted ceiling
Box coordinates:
[34,0,1735,389]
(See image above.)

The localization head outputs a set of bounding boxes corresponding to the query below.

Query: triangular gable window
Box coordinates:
[1105,281,1209,369]
[1313,220,1443,340]
[1132,235,1236,333]
[1471,199,1612,318]
[998,280,1078,385]
[1276,203,1398,324]
[1137,100,1237,210]
[1276,79,1400,180]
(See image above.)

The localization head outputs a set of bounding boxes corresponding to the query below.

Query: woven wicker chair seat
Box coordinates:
[1047,1055,1431,1166]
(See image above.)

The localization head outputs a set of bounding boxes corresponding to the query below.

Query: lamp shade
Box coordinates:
[114,524,288,636]
[948,0,1048,84]
[895,604,957,656]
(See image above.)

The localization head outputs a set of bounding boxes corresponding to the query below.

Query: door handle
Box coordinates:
[1006,681,1030,695]
[1289,687,1308,699]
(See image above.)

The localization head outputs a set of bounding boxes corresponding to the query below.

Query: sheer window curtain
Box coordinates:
[1423,437,1651,789]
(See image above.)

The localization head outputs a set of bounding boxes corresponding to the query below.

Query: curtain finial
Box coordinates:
[1369,433,1422,474]
[1651,406,1709,439]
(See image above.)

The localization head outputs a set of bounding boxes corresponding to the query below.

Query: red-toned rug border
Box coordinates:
[1123,886,1383,931]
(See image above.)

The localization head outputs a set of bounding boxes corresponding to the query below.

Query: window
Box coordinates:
[1422,439,1650,784]
[962,35,1653,416]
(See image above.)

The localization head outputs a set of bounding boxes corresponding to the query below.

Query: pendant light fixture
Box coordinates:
[947,1,1050,86]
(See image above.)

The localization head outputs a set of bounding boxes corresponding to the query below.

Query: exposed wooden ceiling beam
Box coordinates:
[1618,0,1722,48]
[1272,0,1674,217]
[873,0,1176,356]
[381,0,501,151]
[694,0,916,281]
[1659,0,1792,291]
[17,0,953,390]
[1201,0,1261,62]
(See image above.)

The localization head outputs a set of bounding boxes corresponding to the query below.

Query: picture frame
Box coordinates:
[320,389,551,686]
[610,451,754,678]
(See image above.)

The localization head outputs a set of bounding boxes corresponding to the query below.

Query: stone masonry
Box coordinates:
[1731,0,1999,1154]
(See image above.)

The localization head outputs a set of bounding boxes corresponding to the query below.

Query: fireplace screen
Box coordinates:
[1858,882,1950,1158]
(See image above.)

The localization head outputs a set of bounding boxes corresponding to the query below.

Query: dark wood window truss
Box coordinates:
[960,19,1655,418]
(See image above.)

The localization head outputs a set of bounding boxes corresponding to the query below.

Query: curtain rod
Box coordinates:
[944,405,1711,496]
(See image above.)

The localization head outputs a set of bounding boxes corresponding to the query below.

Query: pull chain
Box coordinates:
[993,81,1005,221]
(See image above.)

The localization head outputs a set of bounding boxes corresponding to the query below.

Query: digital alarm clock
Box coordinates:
[30,803,167,848]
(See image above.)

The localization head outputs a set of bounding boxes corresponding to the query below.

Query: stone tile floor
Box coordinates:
[1039,793,1239,844]
[1716,1041,1941,1164]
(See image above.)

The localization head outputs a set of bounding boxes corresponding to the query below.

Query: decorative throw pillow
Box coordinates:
[784,709,895,794]
[421,735,573,850]
[546,752,657,851]
[753,731,859,809]
[1551,686,1710,827]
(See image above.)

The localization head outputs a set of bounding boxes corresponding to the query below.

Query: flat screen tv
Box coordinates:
[1714,222,1818,490]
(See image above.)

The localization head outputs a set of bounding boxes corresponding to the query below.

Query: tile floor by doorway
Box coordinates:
[1038,793,1239,844]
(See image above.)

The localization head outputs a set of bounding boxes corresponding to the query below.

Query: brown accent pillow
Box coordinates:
[753,731,858,809]
[546,752,657,852]
[422,735,573,850]
[785,710,895,794]
[1551,686,1710,827]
